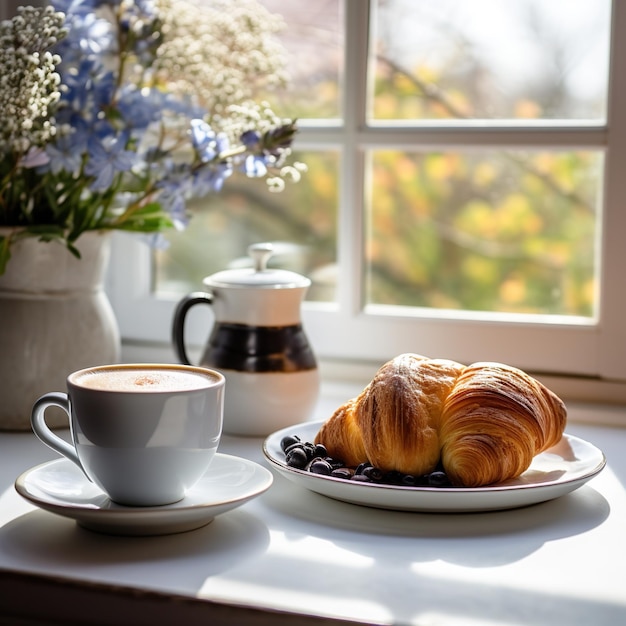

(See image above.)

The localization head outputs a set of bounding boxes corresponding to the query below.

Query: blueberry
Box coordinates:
[354,461,373,475]
[331,467,354,480]
[401,474,417,486]
[383,470,404,485]
[284,441,305,455]
[314,443,328,458]
[427,471,452,487]
[282,436,456,489]
[286,447,308,469]
[362,466,384,482]
[302,442,317,460]
[309,459,332,475]
[280,435,300,453]
[326,457,345,469]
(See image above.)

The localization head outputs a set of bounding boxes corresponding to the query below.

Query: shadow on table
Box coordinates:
[263,472,609,567]
[243,476,620,625]
[0,506,270,594]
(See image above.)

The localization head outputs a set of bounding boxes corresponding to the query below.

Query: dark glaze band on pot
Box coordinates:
[201,323,317,373]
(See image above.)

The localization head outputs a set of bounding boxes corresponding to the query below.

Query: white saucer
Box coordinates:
[264,422,606,513]
[15,453,273,535]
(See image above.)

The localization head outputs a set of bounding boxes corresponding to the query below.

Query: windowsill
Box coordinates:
[1,364,625,625]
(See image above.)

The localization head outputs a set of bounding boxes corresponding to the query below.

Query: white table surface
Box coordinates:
[1,383,625,626]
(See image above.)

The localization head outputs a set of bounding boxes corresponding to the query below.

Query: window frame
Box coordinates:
[108,0,626,388]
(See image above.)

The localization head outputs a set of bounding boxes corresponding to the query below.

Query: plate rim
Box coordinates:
[263,420,606,497]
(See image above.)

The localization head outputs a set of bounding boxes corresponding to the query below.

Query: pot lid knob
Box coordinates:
[249,242,274,273]
[203,242,310,288]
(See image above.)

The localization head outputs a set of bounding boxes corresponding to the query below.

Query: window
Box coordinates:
[109,0,626,391]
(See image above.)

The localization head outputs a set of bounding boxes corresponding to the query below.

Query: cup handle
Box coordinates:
[172,291,213,365]
[31,392,82,470]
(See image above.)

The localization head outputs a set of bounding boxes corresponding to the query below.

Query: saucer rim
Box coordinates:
[15,453,273,522]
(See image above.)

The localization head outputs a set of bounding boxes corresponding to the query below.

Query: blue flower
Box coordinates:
[84,134,138,191]
[55,9,114,62]
[57,58,97,113]
[160,190,188,230]
[241,130,261,149]
[19,148,50,169]
[190,119,229,164]
[53,1,105,16]
[157,175,194,229]
[244,154,268,177]
[192,162,233,195]
[44,132,86,175]
[118,87,166,131]
[92,71,117,109]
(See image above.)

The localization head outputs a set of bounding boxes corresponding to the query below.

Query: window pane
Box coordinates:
[154,150,339,302]
[153,0,342,299]
[258,0,343,119]
[365,149,602,317]
[371,0,610,121]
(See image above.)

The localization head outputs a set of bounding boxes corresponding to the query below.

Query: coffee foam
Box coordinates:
[74,367,218,392]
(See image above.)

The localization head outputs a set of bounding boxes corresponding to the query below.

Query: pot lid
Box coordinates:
[203,243,311,289]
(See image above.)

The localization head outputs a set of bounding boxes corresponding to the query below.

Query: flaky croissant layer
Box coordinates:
[314,353,567,487]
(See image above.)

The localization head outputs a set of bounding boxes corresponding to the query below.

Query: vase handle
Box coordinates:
[172,292,214,365]
[31,392,82,470]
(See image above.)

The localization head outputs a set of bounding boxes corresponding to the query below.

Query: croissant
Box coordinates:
[314,353,567,487]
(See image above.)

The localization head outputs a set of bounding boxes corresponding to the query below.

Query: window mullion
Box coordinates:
[356,126,607,149]
[337,0,370,317]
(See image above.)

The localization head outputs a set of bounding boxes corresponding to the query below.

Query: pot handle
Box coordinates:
[172,292,213,365]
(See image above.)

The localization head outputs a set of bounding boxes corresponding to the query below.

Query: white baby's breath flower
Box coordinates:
[266,176,286,193]
[0,6,65,155]
[152,0,288,116]
[280,165,302,184]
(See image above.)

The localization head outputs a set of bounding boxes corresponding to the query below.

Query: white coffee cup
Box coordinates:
[31,363,225,506]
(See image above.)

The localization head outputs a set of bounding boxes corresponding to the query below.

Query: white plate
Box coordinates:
[15,453,273,535]
[263,421,606,513]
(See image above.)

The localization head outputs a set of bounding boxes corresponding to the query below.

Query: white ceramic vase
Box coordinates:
[0,231,121,430]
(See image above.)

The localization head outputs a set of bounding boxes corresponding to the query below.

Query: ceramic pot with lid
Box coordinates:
[172,243,319,436]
